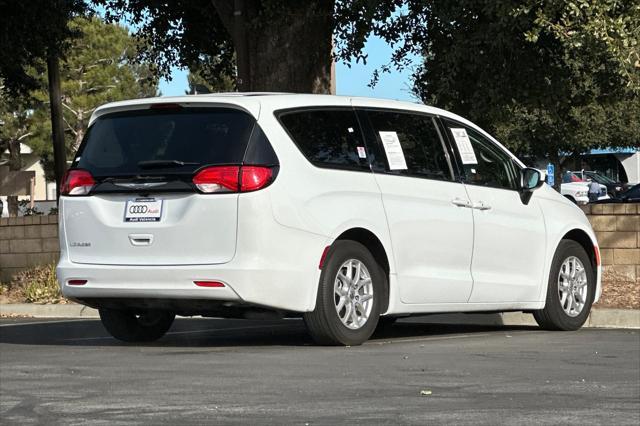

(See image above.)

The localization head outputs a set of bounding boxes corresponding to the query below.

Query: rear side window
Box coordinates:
[366,110,451,181]
[277,109,369,171]
[76,107,257,176]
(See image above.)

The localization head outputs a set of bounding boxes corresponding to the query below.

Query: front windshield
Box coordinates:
[562,172,584,183]
[586,172,616,184]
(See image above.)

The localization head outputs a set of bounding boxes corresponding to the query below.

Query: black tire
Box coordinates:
[533,240,595,331]
[304,240,386,346]
[99,309,175,342]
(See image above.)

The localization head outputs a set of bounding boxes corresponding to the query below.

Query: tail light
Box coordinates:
[193,166,241,193]
[60,169,95,196]
[193,166,273,194]
[241,166,273,192]
[149,103,182,110]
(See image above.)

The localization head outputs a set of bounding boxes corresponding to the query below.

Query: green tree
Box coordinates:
[186,64,236,95]
[0,0,88,194]
[0,87,34,216]
[98,0,336,93]
[27,16,159,180]
[95,1,436,93]
[410,0,639,185]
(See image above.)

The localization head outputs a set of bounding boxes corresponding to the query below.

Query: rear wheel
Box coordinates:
[533,240,595,331]
[99,309,175,342]
[304,240,385,345]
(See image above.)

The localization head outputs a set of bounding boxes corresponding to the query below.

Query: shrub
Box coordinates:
[15,264,64,303]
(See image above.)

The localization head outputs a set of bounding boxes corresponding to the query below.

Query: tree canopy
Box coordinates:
[0,0,88,98]
[410,0,639,176]
[1,16,158,180]
[2,0,638,199]
[94,0,429,92]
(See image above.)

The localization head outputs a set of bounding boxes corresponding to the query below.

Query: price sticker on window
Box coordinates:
[379,131,407,170]
[450,128,478,165]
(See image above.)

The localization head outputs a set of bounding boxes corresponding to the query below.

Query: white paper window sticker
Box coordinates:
[450,128,478,164]
[378,131,407,170]
[356,146,367,159]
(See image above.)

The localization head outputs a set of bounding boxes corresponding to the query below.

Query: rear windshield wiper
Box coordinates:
[137,160,200,169]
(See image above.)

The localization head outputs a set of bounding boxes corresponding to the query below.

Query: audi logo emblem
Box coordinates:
[129,205,148,214]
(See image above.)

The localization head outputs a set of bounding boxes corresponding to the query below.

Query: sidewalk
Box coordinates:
[1,303,638,328]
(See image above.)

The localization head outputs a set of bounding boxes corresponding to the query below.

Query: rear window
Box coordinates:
[366,110,451,181]
[277,109,369,171]
[75,107,256,176]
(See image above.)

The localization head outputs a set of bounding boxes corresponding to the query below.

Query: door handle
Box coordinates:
[472,201,492,211]
[451,198,472,208]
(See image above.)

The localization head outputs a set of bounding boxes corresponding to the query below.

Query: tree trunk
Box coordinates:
[7,138,20,217]
[74,127,84,152]
[47,53,67,199]
[212,0,334,93]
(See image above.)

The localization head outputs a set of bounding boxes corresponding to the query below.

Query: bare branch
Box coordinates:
[17,132,33,141]
[86,85,117,93]
[62,102,78,117]
[62,116,77,136]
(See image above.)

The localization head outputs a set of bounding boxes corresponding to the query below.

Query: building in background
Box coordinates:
[580,148,639,185]
[0,143,56,217]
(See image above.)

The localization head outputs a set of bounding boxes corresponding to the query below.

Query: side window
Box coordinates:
[445,121,518,190]
[277,109,369,170]
[366,110,451,181]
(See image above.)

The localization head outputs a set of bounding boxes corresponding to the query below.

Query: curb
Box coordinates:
[1,303,638,328]
[0,303,99,318]
[417,309,640,329]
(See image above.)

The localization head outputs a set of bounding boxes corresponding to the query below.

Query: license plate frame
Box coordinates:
[124,197,163,223]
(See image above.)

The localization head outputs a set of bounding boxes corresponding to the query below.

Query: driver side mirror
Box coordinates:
[521,168,544,191]
[519,168,544,204]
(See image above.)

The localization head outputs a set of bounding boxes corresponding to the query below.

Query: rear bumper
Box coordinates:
[57,251,324,313]
[57,189,329,313]
[57,221,326,312]
[57,259,243,302]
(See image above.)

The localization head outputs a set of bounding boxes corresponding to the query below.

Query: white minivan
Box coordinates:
[57,94,601,345]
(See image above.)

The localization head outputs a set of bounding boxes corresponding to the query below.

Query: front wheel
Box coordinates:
[533,240,595,331]
[304,240,386,346]
[99,309,175,342]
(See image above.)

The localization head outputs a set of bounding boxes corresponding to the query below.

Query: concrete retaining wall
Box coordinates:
[0,216,60,282]
[581,204,640,282]
[1,207,639,284]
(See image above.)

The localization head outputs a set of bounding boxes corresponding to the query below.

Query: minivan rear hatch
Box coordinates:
[62,104,274,266]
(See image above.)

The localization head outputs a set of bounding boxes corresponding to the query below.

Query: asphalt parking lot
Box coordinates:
[0,317,638,425]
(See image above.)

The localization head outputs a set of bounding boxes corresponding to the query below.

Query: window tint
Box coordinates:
[445,122,518,190]
[366,110,451,180]
[76,108,256,176]
[278,109,368,170]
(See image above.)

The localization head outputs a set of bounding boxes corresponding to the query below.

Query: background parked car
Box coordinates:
[561,172,608,204]
[571,170,630,198]
[592,183,640,204]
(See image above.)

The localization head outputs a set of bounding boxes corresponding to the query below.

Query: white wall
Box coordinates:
[616,152,639,185]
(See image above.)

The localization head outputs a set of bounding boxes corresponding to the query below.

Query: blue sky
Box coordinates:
[159,36,421,102]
